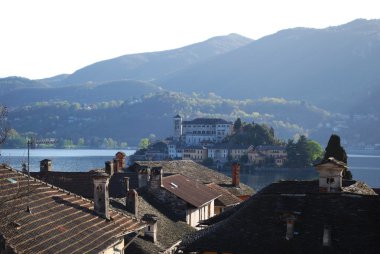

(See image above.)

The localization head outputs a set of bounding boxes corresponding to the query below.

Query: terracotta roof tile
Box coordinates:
[162,174,220,208]
[0,164,146,254]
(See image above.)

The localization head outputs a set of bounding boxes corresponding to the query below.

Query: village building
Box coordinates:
[182,146,208,162]
[173,115,233,145]
[30,156,253,253]
[0,164,146,254]
[129,160,254,200]
[177,160,380,254]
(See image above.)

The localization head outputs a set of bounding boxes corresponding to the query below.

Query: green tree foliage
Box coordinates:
[306,140,324,163]
[139,138,150,150]
[226,120,279,146]
[286,135,323,168]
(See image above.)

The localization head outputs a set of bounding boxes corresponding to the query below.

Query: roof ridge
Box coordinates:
[1,163,139,221]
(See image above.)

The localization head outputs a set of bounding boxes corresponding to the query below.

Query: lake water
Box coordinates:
[1,149,379,191]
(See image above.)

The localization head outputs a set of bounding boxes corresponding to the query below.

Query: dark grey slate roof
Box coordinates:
[112,186,195,254]
[129,160,255,197]
[182,118,232,125]
[179,180,380,254]
[31,171,139,198]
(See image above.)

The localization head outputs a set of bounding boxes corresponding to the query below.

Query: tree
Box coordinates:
[139,138,150,150]
[306,140,324,163]
[233,118,242,132]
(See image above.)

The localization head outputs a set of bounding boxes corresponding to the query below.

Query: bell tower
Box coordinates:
[173,114,182,141]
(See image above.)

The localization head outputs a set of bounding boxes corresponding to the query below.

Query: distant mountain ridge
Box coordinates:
[54,33,253,86]
[157,19,380,112]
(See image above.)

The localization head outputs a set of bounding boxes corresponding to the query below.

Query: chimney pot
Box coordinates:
[105,161,114,176]
[231,162,240,187]
[126,189,139,217]
[93,171,110,219]
[40,159,52,172]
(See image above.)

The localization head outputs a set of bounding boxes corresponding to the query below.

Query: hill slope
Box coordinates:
[157,19,380,112]
[57,34,253,86]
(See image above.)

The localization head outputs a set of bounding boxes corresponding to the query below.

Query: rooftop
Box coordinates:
[31,171,139,199]
[179,180,380,254]
[129,160,255,197]
[162,174,220,208]
[0,164,145,254]
[182,118,232,125]
[112,186,195,254]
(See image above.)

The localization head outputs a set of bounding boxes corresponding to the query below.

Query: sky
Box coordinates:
[1,0,379,79]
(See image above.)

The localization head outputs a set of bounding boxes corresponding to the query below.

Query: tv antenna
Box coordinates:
[25,138,56,213]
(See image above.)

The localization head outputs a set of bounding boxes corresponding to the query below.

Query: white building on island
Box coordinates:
[173,115,233,146]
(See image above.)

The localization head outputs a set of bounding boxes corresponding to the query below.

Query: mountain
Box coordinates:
[56,33,253,86]
[0,79,162,107]
[156,19,380,112]
[0,76,48,96]
[6,92,337,147]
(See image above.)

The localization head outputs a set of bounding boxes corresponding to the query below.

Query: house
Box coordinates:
[254,145,288,167]
[178,160,380,254]
[229,144,253,161]
[173,115,233,145]
[30,159,196,254]
[247,149,266,166]
[129,160,254,200]
[207,144,229,165]
[182,146,208,162]
[0,164,146,254]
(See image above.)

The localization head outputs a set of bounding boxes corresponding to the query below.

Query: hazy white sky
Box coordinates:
[1,0,379,79]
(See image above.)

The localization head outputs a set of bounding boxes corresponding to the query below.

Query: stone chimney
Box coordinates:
[124,177,130,193]
[149,167,163,189]
[323,225,331,247]
[105,161,114,176]
[285,215,296,240]
[40,159,52,172]
[231,162,240,187]
[126,189,139,217]
[138,167,151,187]
[142,214,159,243]
[114,151,126,173]
[315,158,346,193]
[93,171,110,219]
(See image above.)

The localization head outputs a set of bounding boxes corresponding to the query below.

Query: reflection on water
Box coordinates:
[1,149,379,190]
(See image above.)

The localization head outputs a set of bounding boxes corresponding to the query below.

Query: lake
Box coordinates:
[1,148,379,191]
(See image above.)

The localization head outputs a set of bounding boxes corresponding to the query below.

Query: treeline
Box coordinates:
[225,118,324,168]
[3,129,129,149]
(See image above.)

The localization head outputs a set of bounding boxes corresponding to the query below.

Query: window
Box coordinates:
[327,178,335,184]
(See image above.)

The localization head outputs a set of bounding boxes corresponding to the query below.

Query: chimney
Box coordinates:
[285,215,296,240]
[40,159,52,172]
[124,177,130,193]
[315,158,346,193]
[126,189,139,217]
[231,162,240,187]
[149,167,163,189]
[93,171,110,219]
[142,214,159,243]
[138,167,151,187]
[323,225,331,247]
[105,161,114,176]
[114,151,126,173]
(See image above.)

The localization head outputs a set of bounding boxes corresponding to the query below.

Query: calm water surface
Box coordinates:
[1,149,379,191]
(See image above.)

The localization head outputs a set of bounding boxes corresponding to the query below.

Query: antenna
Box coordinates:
[25,137,57,213]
